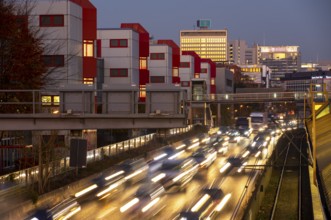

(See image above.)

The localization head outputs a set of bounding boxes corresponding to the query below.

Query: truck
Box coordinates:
[249,112,268,132]
[235,117,252,137]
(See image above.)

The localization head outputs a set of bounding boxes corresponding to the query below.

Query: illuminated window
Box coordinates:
[140,57,147,70]
[53,96,60,105]
[110,69,128,77]
[194,73,200,78]
[139,85,146,98]
[110,39,128,48]
[41,95,59,106]
[42,55,64,67]
[84,40,94,57]
[173,68,179,77]
[83,78,94,85]
[40,15,64,27]
[211,78,215,85]
[180,62,190,68]
[42,96,52,106]
[150,76,165,83]
[150,53,165,60]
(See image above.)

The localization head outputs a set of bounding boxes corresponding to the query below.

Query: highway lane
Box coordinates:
[63,131,282,220]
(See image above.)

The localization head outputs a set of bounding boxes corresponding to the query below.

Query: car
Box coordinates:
[191,148,217,168]
[226,129,241,143]
[115,158,149,184]
[178,188,231,220]
[220,156,248,174]
[155,158,198,191]
[119,182,166,219]
[26,197,81,220]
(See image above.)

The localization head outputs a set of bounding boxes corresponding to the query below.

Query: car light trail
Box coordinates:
[141,197,160,212]
[215,193,232,211]
[154,153,167,161]
[105,170,124,181]
[75,184,98,198]
[191,194,210,212]
[120,198,139,213]
[151,173,166,183]
[220,162,231,173]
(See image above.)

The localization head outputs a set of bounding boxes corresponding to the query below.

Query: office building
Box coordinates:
[258,46,301,87]
[180,29,228,62]
[228,40,247,65]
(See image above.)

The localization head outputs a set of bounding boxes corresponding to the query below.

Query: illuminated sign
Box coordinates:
[197,19,211,29]
[260,46,299,53]
[241,67,262,73]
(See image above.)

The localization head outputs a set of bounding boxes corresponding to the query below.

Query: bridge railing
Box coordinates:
[192,91,309,102]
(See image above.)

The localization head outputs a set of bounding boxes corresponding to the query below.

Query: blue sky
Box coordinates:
[92,0,331,63]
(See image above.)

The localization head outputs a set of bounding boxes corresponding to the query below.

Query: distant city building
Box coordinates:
[280,70,331,92]
[301,63,320,72]
[239,64,271,88]
[180,29,228,62]
[228,40,247,65]
[258,46,301,87]
[245,44,258,65]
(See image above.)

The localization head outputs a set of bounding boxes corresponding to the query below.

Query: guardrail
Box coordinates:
[0,126,192,188]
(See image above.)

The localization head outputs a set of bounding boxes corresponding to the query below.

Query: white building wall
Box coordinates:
[148,45,172,84]
[200,63,211,94]
[97,29,139,86]
[30,0,83,87]
[179,55,194,99]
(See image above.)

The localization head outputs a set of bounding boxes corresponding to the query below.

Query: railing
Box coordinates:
[0,125,193,187]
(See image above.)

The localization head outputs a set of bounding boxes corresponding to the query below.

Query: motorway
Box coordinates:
[67,132,279,220]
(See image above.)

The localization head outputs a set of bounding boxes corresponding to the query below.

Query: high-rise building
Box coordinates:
[258,46,301,87]
[245,44,258,65]
[180,29,228,62]
[228,40,247,65]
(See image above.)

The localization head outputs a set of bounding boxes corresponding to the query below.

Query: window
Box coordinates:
[181,81,190,87]
[41,95,60,106]
[172,68,179,77]
[140,57,147,70]
[180,62,190,68]
[42,55,64,67]
[150,76,165,83]
[84,40,94,57]
[211,78,215,85]
[140,85,146,99]
[150,53,165,60]
[110,39,128,48]
[194,73,200,78]
[110,68,128,77]
[40,15,64,27]
[201,68,208,73]
[83,78,94,85]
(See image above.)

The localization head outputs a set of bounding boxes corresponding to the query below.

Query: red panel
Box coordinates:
[201,59,216,77]
[83,57,97,78]
[121,23,150,57]
[172,76,181,84]
[96,39,101,58]
[157,40,180,68]
[210,85,216,94]
[182,51,201,73]
[139,69,149,85]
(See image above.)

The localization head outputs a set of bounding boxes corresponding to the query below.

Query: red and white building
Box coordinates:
[30,0,97,87]
[148,40,180,85]
[97,23,150,101]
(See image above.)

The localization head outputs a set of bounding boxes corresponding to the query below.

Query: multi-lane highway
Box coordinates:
[64,130,279,220]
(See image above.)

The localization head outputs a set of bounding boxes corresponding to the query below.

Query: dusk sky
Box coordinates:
[92,0,331,63]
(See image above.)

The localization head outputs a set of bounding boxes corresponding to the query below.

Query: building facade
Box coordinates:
[180,29,228,62]
[258,46,301,87]
[228,40,248,65]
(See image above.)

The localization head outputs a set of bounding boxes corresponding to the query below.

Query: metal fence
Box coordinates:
[0,125,192,187]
